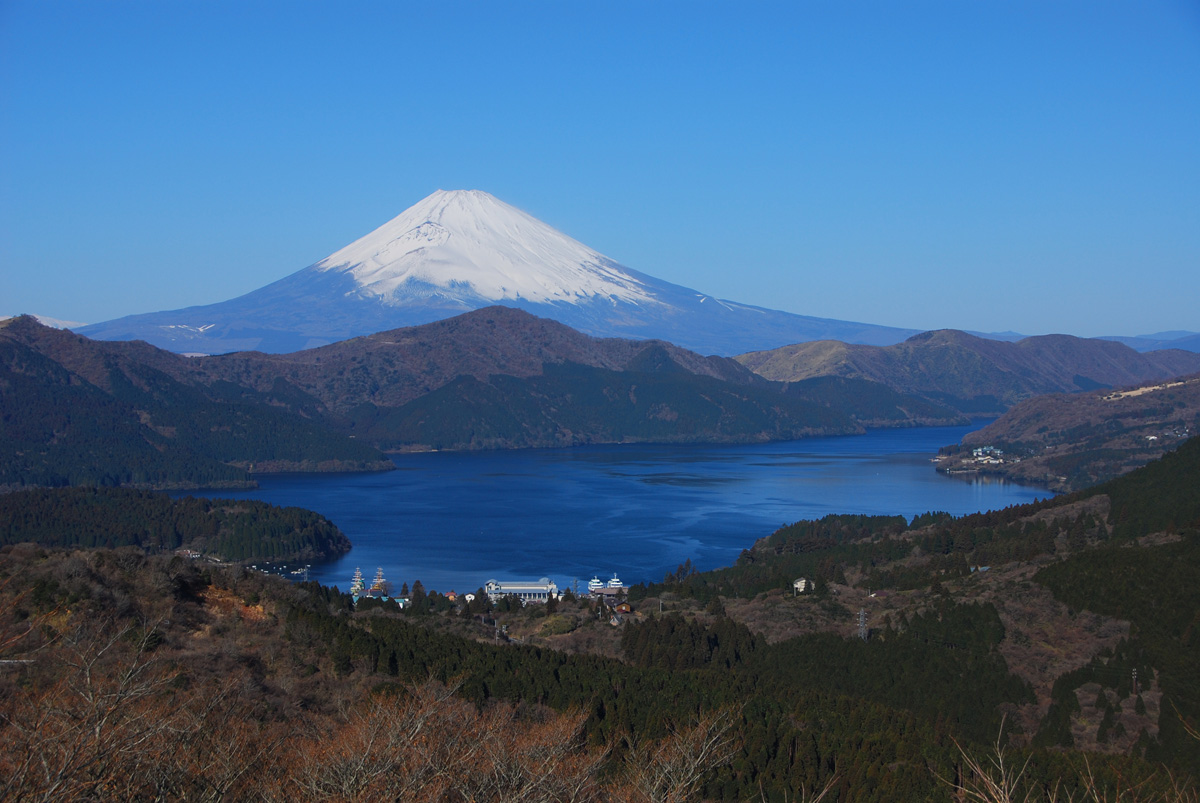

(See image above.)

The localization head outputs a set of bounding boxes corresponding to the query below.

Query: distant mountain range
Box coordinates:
[1,309,967,488]
[1098,331,1200,354]
[75,190,918,356]
[734,328,1200,415]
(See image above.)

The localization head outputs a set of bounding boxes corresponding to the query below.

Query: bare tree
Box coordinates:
[0,620,186,801]
[618,707,740,803]
[284,679,608,803]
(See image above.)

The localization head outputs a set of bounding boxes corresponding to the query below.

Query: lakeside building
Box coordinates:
[484,577,558,603]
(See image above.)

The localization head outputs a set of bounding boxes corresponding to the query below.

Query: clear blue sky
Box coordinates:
[2,1,1198,338]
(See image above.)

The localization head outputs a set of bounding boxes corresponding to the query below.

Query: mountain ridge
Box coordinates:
[1,309,966,480]
[735,328,1200,414]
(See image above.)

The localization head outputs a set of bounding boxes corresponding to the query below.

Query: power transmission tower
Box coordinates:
[858,609,868,642]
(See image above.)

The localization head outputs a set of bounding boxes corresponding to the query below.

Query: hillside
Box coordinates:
[624,435,1200,775]
[783,375,968,428]
[935,374,1200,491]
[353,358,869,451]
[0,316,394,489]
[0,486,351,562]
[189,305,771,413]
[735,329,1200,414]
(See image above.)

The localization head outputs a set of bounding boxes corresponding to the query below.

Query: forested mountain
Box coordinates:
[0,337,249,489]
[735,329,1200,415]
[626,434,1200,779]
[0,316,393,489]
[2,309,964,469]
[0,486,350,562]
[349,360,859,451]
[937,373,1200,491]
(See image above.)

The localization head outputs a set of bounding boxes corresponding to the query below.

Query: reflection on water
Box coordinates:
[188,424,1050,594]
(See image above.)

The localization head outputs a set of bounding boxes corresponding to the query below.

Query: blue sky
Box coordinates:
[2,1,1198,338]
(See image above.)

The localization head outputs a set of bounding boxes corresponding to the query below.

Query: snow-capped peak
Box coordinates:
[313,189,657,307]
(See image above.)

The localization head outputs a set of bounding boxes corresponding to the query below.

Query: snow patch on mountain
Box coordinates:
[314,189,659,308]
[1,314,87,330]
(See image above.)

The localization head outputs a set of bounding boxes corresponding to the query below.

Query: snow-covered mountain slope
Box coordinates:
[78,190,918,356]
[2,314,87,330]
[316,189,657,307]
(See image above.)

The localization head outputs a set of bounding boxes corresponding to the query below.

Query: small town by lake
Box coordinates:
[193,423,1050,595]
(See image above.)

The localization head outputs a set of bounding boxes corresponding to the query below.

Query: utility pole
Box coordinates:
[858,609,868,642]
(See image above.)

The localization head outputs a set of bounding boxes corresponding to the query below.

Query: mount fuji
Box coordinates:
[79,190,917,356]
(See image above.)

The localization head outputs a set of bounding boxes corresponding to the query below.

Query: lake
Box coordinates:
[188,423,1051,595]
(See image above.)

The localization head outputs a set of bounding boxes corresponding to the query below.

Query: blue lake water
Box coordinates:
[190,423,1050,595]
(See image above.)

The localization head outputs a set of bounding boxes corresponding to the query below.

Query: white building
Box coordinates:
[485,577,558,603]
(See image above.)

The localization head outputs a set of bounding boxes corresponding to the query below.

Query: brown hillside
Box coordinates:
[1,308,762,417]
[735,329,1200,413]
[194,306,763,413]
[936,373,1200,491]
